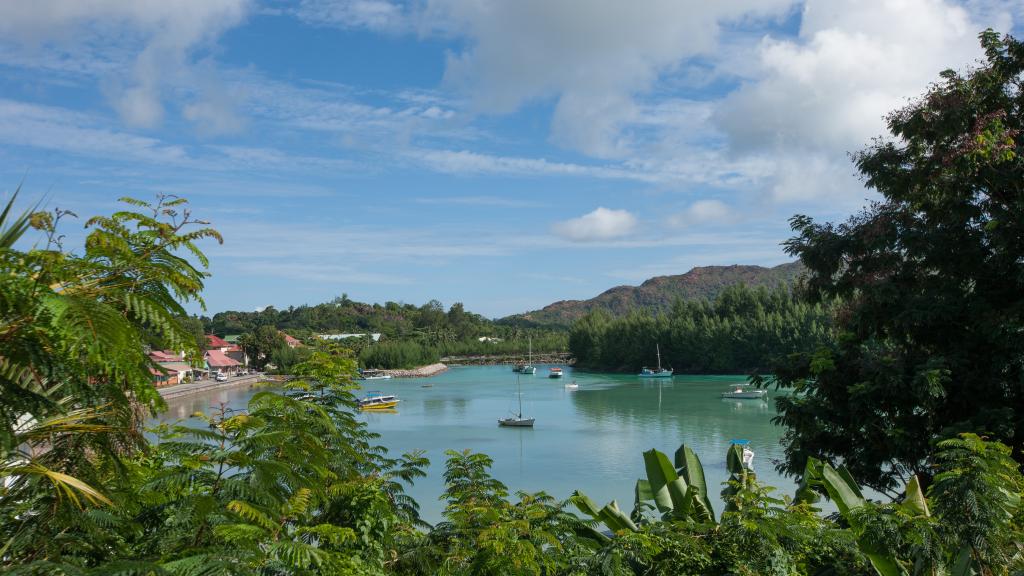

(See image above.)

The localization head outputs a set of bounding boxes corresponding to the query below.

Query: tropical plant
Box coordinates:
[406,449,597,576]
[0,193,221,567]
[770,30,1024,494]
[573,442,871,576]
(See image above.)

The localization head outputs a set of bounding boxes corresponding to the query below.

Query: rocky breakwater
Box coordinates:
[381,363,448,378]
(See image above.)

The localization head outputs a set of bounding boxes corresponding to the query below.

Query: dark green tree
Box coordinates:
[771,30,1024,492]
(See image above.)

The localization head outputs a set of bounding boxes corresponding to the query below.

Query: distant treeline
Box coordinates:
[569,284,834,373]
[359,333,569,369]
[201,294,568,369]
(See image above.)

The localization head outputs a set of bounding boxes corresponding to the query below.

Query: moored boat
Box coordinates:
[358,391,400,410]
[499,374,534,427]
[720,387,767,399]
[564,380,579,390]
[638,344,673,378]
[548,367,564,379]
[512,337,537,374]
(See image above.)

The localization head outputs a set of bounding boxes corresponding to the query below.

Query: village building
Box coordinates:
[148,350,194,388]
[205,349,242,377]
[281,332,303,348]
[318,333,382,342]
[206,334,248,368]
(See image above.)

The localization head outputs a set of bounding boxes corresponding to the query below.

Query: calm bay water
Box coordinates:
[155,365,790,524]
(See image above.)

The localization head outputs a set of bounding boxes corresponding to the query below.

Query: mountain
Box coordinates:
[503,262,805,327]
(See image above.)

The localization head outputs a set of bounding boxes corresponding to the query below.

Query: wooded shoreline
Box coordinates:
[440,352,574,366]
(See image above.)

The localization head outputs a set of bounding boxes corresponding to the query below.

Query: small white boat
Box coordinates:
[638,344,673,378]
[548,367,564,379]
[565,380,579,390]
[721,387,767,399]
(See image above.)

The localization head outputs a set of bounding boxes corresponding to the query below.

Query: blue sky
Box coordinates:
[0,0,1019,317]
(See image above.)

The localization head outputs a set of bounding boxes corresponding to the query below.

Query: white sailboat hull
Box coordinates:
[498,417,535,427]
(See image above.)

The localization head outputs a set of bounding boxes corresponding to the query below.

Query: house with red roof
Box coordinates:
[207,334,248,368]
[281,332,303,348]
[205,349,242,376]
[148,350,193,387]
[205,334,231,351]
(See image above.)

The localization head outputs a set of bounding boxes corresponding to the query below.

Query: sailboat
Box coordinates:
[499,374,535,427]
[513,336,536,374]
[639,343,674,378]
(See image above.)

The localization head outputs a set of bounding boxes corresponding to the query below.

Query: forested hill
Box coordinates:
[502,262,804,327]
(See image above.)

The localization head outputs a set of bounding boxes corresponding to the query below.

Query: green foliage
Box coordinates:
[360,340,440,369]
[770,30,1024,494]
[570,284,833,373]
[574,442,873,576]
[0,193,220,567]
[405,449,597,576]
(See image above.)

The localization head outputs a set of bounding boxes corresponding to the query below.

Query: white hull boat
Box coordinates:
[498,416,536,427]
[500,374,534,427]
[513,337,536,374]
[721,388,767,399]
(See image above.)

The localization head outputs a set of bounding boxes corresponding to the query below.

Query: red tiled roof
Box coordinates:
[149,367,178,376]
[205,349,241,368]
[206,334,231,348]
[281,332,303,347]
[225,344,243,353]
[149,350,184,362]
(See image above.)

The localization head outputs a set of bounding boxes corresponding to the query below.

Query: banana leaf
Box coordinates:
[643,448,690,518]
[674,444,716,522]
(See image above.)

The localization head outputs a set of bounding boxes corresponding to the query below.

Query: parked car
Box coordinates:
[215,373,228,382]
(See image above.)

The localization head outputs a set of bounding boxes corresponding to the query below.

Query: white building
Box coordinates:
[318,333,382,342]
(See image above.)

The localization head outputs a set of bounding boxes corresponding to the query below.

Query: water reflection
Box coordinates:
[154,366,791,524]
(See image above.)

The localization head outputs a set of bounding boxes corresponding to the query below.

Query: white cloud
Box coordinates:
[407,149,659,181]
[426,0,797,158]
[0,98,188,164]
[0,0,251,128]
[294,0,408,31]
[714,0,1012,203]
[668,200,732,227]
[552,207,638,242]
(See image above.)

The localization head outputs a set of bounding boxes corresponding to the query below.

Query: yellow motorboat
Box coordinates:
[358,392,400,410]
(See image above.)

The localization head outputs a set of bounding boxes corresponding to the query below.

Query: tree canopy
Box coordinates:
[771,30,1024,493]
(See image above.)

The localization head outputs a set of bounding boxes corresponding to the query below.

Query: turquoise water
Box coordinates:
[155,365,790,524]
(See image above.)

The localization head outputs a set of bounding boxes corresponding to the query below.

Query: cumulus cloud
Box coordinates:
[552,207,638,242]
[424,0,797,158]
[668,200,732,227]
[715,0,1012,203]
[0,0,251,129]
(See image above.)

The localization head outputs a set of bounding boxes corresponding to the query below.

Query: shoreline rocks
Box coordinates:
[381,363,448,378]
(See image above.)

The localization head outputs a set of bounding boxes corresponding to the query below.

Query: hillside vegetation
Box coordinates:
[569,283,832,373]
[503,262,804,327]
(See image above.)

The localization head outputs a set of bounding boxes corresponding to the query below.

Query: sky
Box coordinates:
[0,0,1020,318]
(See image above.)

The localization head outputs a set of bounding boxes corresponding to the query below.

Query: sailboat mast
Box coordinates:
[528,336,532,365]
[516,374,523,417]
[656,343,662,371]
